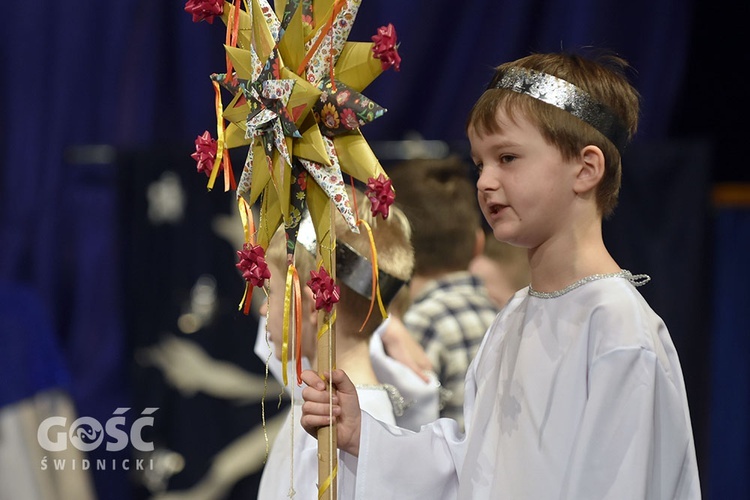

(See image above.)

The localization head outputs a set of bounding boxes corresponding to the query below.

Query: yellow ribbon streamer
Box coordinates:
[317,463,338,500]
[238,281,252,314]
[316,310,337,340]
[236,197,257,314]
[208,80,225,191]
[281,263,296,387]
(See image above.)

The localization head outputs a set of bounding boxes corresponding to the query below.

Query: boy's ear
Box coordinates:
[573,145,606,194]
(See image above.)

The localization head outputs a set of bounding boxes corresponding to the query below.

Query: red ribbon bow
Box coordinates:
[184,0,224,24]
[365,174,396,219]
[371,24,401,72]
[191,130,217,177]
[236,244,272,288]
[307,267,340,312]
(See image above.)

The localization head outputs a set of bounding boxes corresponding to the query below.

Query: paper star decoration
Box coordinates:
[188,4,401,497]
[189,0,400,264]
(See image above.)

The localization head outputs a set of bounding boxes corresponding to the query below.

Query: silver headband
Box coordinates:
[296,212,407,306]
[492,67,628,153]
[335,242,407,306]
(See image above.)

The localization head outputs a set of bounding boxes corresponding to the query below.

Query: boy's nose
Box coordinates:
[476,168,498,192]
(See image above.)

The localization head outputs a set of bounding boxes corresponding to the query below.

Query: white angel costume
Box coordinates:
[255,316,440,499]
[338,275,701,499]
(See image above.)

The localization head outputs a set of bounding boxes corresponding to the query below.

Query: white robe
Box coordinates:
[342,277,701,499]
[259,388,396,499]
[254,317,440,499]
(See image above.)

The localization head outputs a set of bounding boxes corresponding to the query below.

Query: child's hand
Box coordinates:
[300,369,362,457]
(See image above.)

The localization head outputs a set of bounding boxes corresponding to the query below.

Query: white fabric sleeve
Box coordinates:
[369,321,441,431]
[561,347,700,499]
[339,411,464,500]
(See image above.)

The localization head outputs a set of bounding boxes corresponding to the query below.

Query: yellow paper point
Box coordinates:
[277,2,306,73]
[333,131,386,181]
[224,45,256,80]
[334,42,383,92]
[251,0,277,64]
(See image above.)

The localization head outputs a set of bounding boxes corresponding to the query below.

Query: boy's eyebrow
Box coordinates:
[471,139,523,157]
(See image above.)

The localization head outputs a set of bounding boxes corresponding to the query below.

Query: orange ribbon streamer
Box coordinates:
[295,0,347,76]
[238,197,256,245]
[224,0,241,81]
[356,219,388,331]
[223,150,236,192]
[348,180,388,330]
[239,282,253,315]
[282,264,303,386]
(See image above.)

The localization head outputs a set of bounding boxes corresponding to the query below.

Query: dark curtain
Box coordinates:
[709,209,750,500]
[4,0,741,498]
[118,146,285,498]
[348,0,692,143]
[603,139,713,495]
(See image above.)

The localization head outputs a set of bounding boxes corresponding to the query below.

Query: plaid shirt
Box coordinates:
[403,272,499,430]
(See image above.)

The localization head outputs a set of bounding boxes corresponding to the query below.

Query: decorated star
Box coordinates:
[187,0,401,306]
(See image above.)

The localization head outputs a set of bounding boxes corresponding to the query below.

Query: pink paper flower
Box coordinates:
[184,0,224,23]
[365,174,396,219]
[307,267,340,312]
[335,89,352,106]
[236,243,272,288]
[371,24,401,72]
[191,130,217,176]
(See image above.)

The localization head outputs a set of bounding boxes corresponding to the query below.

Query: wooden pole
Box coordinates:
[316,310,337,499]
[316,201,337,500]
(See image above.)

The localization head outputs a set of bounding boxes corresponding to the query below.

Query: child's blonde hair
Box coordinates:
[467,52,640,218]
[266,186,414,338]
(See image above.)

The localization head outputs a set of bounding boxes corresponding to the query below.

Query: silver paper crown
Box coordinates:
[492,66,628,153]
[296,211,407,306]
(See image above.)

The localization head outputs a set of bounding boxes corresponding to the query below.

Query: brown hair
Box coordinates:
[481,235,530,291]
[388,157,481,275]
[467,52,640,218]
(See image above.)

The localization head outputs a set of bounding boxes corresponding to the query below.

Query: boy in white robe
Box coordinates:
[300,51,701,499]
[257,190,440,499]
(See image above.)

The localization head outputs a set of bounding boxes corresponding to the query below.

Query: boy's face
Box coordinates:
[469,108,580,249]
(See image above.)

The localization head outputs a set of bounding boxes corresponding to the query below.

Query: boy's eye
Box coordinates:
[473,163,483,174]
[499,154,516,163]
